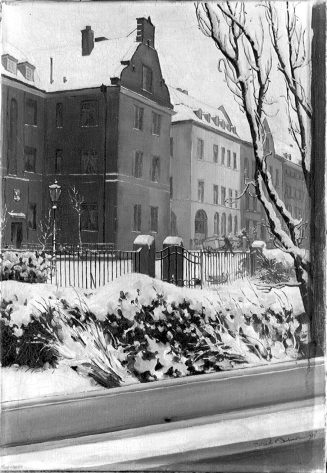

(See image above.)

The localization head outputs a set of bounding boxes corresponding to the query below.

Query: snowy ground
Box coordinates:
[1,275,306,403]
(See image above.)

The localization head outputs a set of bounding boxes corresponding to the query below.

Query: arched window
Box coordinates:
[228,214,233,234]
[221,213,226,236]
[244,157,249,178]
[171,211,177,236]
[214,212,219,235]
[234,215,238,235]
[8,98,18,174]
[195,209,207,238]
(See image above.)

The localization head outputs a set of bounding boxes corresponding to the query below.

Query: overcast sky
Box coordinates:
[2,1,312,147]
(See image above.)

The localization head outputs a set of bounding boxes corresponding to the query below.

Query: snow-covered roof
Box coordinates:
[1,35,139,92]
[274,138,302,165]
[169,86,239,139]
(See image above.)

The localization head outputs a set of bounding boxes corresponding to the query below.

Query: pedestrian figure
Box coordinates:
[223,235,234,255]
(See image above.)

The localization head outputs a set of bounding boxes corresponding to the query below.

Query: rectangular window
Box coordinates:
[253,195,257,211]
[198,180,204,203]
[233,152,237,169]
[245,219,250,233]
[80,100,98,127]
[275,169,280,188]
[170,137,174,157]
[170,176,173,199]
[133,204,142,232]
[151,156,160,182]
[133,151,143,178]
[81,203,98,231]
[24,147,36,172]
[229,188,233,207]
[221,186,226,206]
[81,150,98,173]
[142,65,153,93]
[152,112,161,135]
[134,105,144,130]
[213,185,218,204]
[55,149,63,174]
[235,190,238,208]
[197,138,204,160]
[221,147,225,165]
[27,203,36,230]
[227,150,231,167]
[56,103,63,128]
[25,99,37,125]
[213,144,218,163]
[150,206,158,233]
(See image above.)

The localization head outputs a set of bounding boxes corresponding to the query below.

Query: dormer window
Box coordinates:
[204,113,211,123]
[17,62,35,82]
[194,109,202,119]
[2,54,18,74]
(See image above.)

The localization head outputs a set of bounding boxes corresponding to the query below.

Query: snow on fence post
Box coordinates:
[250,241,265,275]
[133,235,155,278]
[163,236,184,287]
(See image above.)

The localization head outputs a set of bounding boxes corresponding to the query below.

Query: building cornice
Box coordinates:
[120,87,175,115]
[1,74,46,96]
[172,119,242,144]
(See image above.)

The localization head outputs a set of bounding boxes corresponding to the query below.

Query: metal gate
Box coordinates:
[155,246,202,287]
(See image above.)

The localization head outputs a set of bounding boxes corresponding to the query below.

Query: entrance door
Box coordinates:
[11,222,23,248]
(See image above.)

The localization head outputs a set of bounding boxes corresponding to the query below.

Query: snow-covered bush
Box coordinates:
[256,251,294,284]
[0,251,52,283]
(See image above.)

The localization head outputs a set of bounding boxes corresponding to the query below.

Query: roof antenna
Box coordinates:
[50,57,54,84]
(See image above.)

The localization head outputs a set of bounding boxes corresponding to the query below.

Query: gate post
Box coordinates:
[250,240,265,275]
[163,236,184,286]
[133,235,155,278]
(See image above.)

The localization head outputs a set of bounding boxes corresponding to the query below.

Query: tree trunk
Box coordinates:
[310,2,326,355]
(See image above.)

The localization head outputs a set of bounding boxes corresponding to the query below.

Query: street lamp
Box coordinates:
[49,180,62,254]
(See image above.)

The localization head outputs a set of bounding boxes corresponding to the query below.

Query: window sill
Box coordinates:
[24,124,37,127]
[80,125,99,129]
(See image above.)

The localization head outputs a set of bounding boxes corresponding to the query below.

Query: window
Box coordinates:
[27,203,36,230]
[8,98,18,174]
[213,144,218,163]
[221,213,226,235]
[253,221,258,237]
[233,152,237,169]
[244,157,249,178]
[171,211,177,236]
[213,185,219,204]
[134,105,144,130]
[25,66,34,81]
[56,103,63,128]
[170,177,173,199]
[80,100,98,127]
[275,169,280,188]
[133,151,143,178]
[151,156,160,182]
[198,180,204,203]
[24,147,36,172]
[55,149,63,174]
[197,138,204,160]
[152,112,161,135]
[142,65,153,93]
[170,137,174,157]
[227,150,231,167]
[253,195,257,211]
[221,147,225,165]
[221,186,226,206]
[25,99,37,125]
[234,215,238,235]
[228,214,233,234]
[133,204,142,232]
[195,209,207,236]
[245,192,250,210]
[235,190,238,208]
[229,188,233,207]
[81,203,98,231]
[150,206,158,233]
[2,55,17,74]
[81,150,98,174]
[214,212,219,235]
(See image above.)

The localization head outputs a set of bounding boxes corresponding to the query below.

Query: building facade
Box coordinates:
[2,17,173,249]
[169,87,241,249]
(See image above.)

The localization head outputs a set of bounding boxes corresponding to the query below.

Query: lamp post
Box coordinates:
[49,180,62,254]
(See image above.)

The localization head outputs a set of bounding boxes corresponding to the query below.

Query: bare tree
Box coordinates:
[69,186,85,247]
[195,3,311,323]
[37,208,53,251]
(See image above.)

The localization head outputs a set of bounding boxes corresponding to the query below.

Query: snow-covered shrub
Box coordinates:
[1,251,52,283]
[256,252,293,284]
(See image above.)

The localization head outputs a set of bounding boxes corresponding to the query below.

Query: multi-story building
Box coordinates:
[169,87,241,249]
[1,17,173,249]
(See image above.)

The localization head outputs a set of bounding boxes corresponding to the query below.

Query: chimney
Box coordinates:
[136,17,155,48]
[81,26,94,56]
